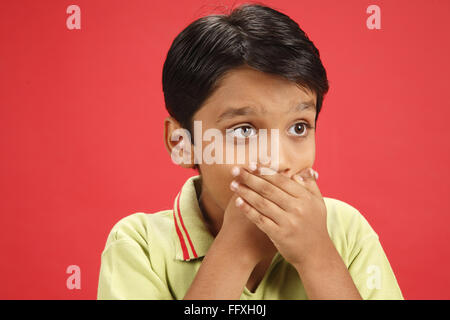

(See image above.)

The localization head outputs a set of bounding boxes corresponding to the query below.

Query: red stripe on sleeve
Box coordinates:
[176,191,198,259]
[173,195,190,260]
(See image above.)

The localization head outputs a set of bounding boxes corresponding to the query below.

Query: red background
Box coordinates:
[1,0,449,299]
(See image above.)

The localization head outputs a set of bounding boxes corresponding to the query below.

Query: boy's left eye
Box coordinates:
[288,122,309,136]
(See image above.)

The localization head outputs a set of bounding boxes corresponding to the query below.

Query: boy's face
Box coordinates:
[191,64,317,212]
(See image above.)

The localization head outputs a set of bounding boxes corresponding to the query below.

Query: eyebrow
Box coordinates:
[216,105,267,123]
[287,100,316,113]
[216,100,316,123]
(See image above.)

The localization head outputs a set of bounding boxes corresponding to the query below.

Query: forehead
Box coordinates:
[201,65,317,114]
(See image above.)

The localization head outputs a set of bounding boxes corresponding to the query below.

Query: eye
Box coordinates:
[288,122,310,137]
[229,124,257,139]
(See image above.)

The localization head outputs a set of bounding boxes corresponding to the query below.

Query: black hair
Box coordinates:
[162,2,329,139]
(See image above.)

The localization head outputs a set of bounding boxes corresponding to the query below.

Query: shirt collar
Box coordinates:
[172,175,215,261]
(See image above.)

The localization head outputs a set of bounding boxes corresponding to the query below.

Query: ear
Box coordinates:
[164,117,196,169]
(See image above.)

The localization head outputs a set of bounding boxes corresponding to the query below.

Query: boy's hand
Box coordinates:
[230,166,332,269]
[218,185,277,266]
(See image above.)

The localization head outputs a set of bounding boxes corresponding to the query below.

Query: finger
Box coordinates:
[230,179,285,225]
[232,166,293,212]
[235,196,279,237]
[253,166,309,199]
[292,167,322,198]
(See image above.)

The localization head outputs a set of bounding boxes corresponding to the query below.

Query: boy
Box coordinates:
[97,3,403,299]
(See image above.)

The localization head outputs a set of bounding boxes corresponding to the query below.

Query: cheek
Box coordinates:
[284,137,316,169]
[198,164,235,208]
[304,138,316,161]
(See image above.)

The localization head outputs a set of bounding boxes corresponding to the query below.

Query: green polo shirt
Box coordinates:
[97,175,404,300]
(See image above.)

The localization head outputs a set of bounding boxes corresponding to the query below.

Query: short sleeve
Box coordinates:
[347,234,404,300]
[97,215,173,300]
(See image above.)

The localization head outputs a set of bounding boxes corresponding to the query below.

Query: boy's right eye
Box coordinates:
[228,125,257,139]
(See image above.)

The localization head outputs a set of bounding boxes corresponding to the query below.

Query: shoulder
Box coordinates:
[323,197,379,252]
[323,199,403,299]
[102,210,174,254]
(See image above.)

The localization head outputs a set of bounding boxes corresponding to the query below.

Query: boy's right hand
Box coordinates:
[217,191,277,266]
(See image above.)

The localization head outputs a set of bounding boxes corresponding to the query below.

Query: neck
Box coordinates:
[195,178,224,237]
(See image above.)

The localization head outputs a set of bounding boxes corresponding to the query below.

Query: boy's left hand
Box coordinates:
[230,166,333,269]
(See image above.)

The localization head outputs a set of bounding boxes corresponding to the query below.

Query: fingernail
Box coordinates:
[235,196,244,207]
[230,180,239,191]
[231,166,240,177]
[309,168,315,178]
[314,170,319,180]
[293,174,304,183]
[249,162,257,172]
[259,167,276,176]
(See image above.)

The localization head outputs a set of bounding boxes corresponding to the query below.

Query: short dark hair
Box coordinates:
[162,2,329,137]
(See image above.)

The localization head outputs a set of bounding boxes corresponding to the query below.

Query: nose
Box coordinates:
[256,132,294,178]
[275,144,294,177]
